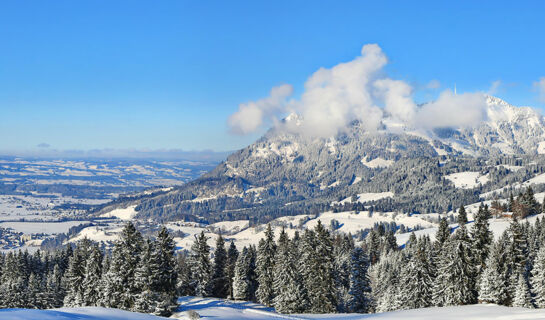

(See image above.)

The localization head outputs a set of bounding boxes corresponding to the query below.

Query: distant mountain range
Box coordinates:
[96,96,545,224]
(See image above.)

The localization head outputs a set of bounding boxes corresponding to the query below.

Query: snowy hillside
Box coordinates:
[4,298,545,320]
[89,93,545,226]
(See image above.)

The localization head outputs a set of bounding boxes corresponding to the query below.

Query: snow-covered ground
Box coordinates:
[0,307,169,320]
[174,297,545,319]
[445,171,488,189]
[357,304,545,319]
[0,221,90,234]
[100,205,138,220]
[3,296,545,319]
[333,192,394,205]
[361,157,394,169]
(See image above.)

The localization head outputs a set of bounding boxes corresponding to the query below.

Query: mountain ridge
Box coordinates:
[96,95,545,223]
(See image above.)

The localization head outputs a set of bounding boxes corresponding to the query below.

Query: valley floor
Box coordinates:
[4,297,545,320]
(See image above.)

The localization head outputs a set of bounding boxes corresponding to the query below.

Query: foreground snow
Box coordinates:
[3,299,545,319]
[173,297,545,320]
[0,307,168,320]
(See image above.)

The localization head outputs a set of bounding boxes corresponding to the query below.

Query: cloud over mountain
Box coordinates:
[228,44,491,137]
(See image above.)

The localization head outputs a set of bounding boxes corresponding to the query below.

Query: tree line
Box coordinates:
[2,186,545,315]
[0,223,178,316]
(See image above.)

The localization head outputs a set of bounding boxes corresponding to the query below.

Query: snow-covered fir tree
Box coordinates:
[458,205,468,225]
[100,243,124,308]
[150,227,178,316]
[226,240,239,299]
[210,234,229,298]
[272,228,307,313]
[306,221,337,313]
[348,246,371,313]
[82,245,102,306]
[513,273,534,308]
[175,254,193,296]
[433,236,476,306]
[233,246,251,301]
[434,217,450,251]
[398,237,433,309]
[332,234,354,312]
[190,231,212,297]
[134,239,156,314]
[507,217,528,301]
[63,238,92,307]
[255,224,276,307]
[478,240,509,304]
[471,203,493,272]
[117,222,144,310]
[531,245,545,307]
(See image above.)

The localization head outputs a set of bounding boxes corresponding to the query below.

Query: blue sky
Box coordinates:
[1,1,544,153]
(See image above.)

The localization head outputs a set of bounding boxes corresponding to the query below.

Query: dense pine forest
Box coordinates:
[1,188,545,315]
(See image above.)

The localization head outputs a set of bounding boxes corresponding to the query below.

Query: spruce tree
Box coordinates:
[435,217,450,248]
[471,203,492,272]
[26,272,42,309]
[399,239,433,309]
[478,241,508,304]
[190,231,212,297]
[458,205,468,225]
[233,247,251,300]
[63,243,88,307]
[272,228,307,313]
[100,245,122,308]
[433,237,476,306]
[348,247,371,313]
[308,221,337,313]
[507,217,528,301]
[45,264,64,308]
[521,187,539,216]
[255,224,276,307]
[332,234,354,312]
[531,246,545,307]
[513,273,534,308]
[176,254,194,296]
[247,245,258,301]
[226,240,239,299]
[210,234,229,298]
[82,245,102,306]
[134,239,156,314]
[150,227,178,316]
[118,222,144,310]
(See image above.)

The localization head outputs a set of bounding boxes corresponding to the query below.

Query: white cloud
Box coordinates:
[374,78,417,123]
[286,44,387,137]
[535,77,545,103]
[416,90,488,129]
[227,84,293,135]
[228,44,490,137]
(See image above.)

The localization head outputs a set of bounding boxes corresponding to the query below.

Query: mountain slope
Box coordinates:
[96,96,545,223]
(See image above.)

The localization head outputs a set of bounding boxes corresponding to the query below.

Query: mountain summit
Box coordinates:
[98,95,545,223]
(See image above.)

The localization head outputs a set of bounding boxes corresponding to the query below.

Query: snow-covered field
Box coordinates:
[0,221,90,234]
[361,157,394,168]
[333,192,394,205]
[100,205,138,220]
[445,171,488,189]
[3,298,545,320]
[0,307,169,320]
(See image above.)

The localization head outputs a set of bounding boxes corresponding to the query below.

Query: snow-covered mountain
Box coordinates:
[440,96,545,156]
[95,95,545,223]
